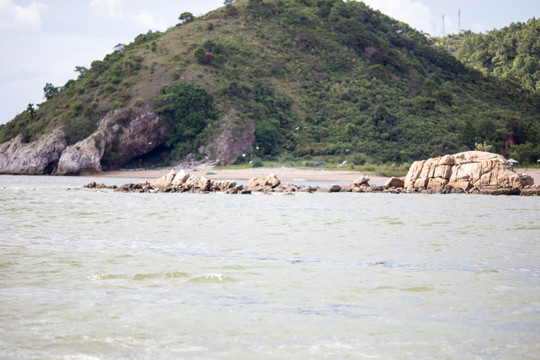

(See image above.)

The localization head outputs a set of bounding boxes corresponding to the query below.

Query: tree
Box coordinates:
[154,82,215,158]
[26,103,35,120]
[179,12,194,24]
[224,0,235,4]
[194,47,207,64]
[114,43,126,52]
[74,66,88,75]
[43,82,59,100]
[255,118,280,155]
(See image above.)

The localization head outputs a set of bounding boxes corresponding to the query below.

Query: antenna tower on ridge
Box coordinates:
[441,15,445,36]
[458,8,462,32]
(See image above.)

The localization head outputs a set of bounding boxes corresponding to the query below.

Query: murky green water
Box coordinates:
[1,175,539,359]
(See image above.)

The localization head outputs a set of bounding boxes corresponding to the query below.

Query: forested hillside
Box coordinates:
[1,0,539,168]
[435,18,540,163]
[436,19,539,92]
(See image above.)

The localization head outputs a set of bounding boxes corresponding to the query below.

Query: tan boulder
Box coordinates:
[405,151,533,191]
[434,165,452,179]
[384,177,404,188]
[171,169,191,186]
[352,175,370,187]
[149,169,177,188]
[248,177,265,187]
[265,173,281,188]
[427,178,447,189]
[438,154,454,166]
[196,177,212,191]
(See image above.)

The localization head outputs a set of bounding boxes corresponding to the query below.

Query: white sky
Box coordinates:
[1,0,539,125]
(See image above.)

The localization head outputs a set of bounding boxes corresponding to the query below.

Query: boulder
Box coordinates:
[520,185,540,196]
[405,151,533,191]
[383,177,404,188]
[0,128,66,175]
[171,169,191,186]
[248,177,266,188]
[56,135,105,174]
[480,187,521,196]
[328,184,341,192]
[196,177,212,191]
[265,173,281,188]
[149,169,178,188]
[352,175,370,187]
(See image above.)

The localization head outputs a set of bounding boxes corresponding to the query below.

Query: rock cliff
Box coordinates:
[404,151,534,190]
[0,110,170,176]
[198,109,255,166]
[0,128,66,174]
[56,110,170,175]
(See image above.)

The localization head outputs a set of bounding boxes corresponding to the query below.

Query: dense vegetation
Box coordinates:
[435,19,540,92]
[1,0,539,166]
[154,82,216,158]
[434,18,540,163]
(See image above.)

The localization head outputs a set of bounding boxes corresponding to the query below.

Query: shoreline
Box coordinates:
[96,166,395,184]
[95,166,540,186]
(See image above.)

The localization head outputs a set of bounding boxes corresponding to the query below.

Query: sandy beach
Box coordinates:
[96,165,540,186]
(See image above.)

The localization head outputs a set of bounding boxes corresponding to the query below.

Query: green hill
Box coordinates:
[434,18,540,164]
[1,0,539,168]
[435,19,540,92]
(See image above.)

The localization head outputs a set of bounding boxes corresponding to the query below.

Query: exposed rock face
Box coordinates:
[404,151,534,191]
[56,110,170,175]
[0,128,66,175]
[108,111,171,166]
[0,110,170,176]
[56,135,105,175]
[198,109,256,166]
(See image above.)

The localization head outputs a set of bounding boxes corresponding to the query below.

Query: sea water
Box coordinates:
[1,175,539,359]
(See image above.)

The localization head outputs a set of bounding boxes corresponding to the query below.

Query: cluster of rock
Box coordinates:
[83,169,403,194]
[404,151,538,196]
[82,151,539,196]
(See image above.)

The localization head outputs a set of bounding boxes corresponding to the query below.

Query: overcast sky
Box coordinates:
[1,0,538,125]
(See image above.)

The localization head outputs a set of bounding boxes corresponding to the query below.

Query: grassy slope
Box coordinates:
[1,0,539,166]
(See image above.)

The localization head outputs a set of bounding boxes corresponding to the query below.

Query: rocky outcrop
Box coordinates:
[56,134,106,175]
[0,110,170,176]
[94,171,386,195]
[115,169,251,194]
[0,128,66,175]
[56,110,170,175]
[404,151,534,191]
[84,164,537,196]
[246,173,281,191]
[198,108,256,166]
